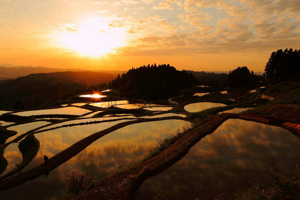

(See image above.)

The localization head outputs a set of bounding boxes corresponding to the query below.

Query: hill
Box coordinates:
[0,66,67,80]
[0,65,121,81]
[0,71,116,110]
[188,71,228,86]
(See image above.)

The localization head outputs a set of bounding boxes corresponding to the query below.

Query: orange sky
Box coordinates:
[1,0,299,72]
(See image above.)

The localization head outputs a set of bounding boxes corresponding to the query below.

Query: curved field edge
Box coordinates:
[0,116,186,191]
[72,109,300,200]
[71,113,238,200]
[0,104,299,197]
[0,134,40,180]
[0,148,8,175]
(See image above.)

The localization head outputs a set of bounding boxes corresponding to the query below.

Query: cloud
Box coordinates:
[141,0,157,3]
[178,12,213,29]
[97,10,108,14]
[165,0,183,6]
[94,1,107,4]
[153,2,173,10]
[121,0,140,5]
[156,20,177,31]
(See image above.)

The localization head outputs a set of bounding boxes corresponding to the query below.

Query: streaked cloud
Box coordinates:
[153,2,173,10]
[0,0,299,71]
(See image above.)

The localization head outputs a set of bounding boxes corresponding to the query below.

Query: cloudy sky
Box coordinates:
[0,0,299,72]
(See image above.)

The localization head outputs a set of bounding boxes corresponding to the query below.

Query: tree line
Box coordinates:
[265,48,300,83]
[109,64,196,101]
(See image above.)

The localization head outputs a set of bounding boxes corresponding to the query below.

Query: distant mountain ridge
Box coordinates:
[0,66,66,80]
[0,71,117,110]
[0,65,122,80]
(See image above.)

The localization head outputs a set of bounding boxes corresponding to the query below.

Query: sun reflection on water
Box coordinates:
[79,94,107,99]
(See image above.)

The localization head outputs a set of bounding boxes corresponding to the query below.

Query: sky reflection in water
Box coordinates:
[51,120,192,187]
[79,94,107,98]
[1,119,190,199]
[14,107,91,116]
[79,111,103,118]
[0,121,15,126]
[194,93,210,97]
[7,121,50,143]
[184,102,227,113]
[220,107,252,114]
[0,110,11,116]
[3,143,22,175]
[143,107,172,112]
[89,100,129,108]
[71,103,87,107]
[136,119,300,200]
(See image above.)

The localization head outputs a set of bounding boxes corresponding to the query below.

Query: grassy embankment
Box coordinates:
[241,82,300,125]
[141,105,235,164]
[265,82,300,103]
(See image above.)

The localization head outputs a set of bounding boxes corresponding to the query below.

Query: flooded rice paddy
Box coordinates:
[14,107,91,116]
[2,100,297,200]
[135,119,300,199]
[184,102,227,113]
[1,118,190,199]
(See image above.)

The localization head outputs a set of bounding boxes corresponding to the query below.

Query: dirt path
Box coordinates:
[0,116,186,191]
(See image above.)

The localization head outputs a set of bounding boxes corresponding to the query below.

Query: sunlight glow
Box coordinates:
[79,94,107,99]
[53,17,125,57]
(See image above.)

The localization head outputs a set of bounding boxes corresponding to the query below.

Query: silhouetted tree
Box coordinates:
[110,64,196,101]
[227,66,254,88]
[265,48,300,83]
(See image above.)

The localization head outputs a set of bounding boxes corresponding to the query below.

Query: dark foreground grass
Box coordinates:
[215,165,300,200]
[61,171,99,199]
[266,82,300,103]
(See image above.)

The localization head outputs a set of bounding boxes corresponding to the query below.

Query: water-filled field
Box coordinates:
[136,119,300,199]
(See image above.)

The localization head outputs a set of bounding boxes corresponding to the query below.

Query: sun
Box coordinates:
[53,17,125,57]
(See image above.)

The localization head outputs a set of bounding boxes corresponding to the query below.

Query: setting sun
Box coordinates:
[52,17,125,57]
[0,0,300,199]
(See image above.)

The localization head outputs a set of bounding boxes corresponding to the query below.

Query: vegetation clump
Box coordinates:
[141,124,191,163]
[188,105,234,122]
[141,106,234,163]
[235,166,300,200]
[265,82,300,103]
[62,171,98,199]
[227,66,261,88]
[265,48,300,83]
[110,64,196,101]
[243,104,300,124]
